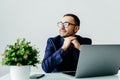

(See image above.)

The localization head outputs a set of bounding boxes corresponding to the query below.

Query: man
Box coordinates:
[42,14,92,73]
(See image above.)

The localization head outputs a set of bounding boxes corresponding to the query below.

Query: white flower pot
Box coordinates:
[10,66,30,80]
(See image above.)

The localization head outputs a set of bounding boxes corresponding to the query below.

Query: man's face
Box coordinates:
[58,16,79,38]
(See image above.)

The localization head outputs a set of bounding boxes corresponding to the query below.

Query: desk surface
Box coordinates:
[0,73,120,80]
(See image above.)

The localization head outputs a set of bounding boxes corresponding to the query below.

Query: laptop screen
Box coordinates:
[75,45,120,78]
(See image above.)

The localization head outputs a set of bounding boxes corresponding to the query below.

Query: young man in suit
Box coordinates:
[42,13,92,73]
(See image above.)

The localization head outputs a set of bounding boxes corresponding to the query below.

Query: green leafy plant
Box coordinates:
[1,38,40,66]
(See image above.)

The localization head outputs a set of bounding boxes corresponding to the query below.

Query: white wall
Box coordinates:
[0,0,120,76]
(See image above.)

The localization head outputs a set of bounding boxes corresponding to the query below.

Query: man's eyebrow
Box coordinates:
[63,21,70,23]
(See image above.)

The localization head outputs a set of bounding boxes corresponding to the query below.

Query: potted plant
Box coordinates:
[1,38,40,80]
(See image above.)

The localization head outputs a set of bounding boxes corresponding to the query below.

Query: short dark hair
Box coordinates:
[63,14,80,26]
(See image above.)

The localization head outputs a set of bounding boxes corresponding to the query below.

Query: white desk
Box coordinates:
[0,73,120,80]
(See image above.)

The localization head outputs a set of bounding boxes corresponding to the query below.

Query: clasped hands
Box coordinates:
[61,36,80,51]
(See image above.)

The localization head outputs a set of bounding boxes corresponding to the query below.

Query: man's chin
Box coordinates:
[60,35,69,38]
[60,34,75,38]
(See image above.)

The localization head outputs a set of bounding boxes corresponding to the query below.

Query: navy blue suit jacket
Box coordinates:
[42,35,92,73]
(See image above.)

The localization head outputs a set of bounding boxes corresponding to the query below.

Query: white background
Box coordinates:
[0,0,120,76]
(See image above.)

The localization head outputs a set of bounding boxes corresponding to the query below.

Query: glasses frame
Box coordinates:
[57,21,76,28]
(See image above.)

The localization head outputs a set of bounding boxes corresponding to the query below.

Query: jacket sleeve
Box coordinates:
[42,38,64,73]
[73,48,80,62]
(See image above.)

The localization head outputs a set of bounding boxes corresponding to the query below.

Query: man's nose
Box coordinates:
[59,25,65,29]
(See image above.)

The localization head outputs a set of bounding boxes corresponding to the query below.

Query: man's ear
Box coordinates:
[74,26,80,33]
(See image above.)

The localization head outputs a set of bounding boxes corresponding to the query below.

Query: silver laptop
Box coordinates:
[63,45,120,78]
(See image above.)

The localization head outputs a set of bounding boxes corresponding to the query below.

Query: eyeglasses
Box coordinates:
[57,21,76,28]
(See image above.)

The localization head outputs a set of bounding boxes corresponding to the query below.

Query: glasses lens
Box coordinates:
[57,22,62,27]
[63,22,69,28]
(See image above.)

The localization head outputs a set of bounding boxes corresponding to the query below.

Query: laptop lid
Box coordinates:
[75,45,120,78]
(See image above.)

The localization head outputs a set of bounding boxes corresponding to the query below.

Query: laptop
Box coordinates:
[63,45,120,78]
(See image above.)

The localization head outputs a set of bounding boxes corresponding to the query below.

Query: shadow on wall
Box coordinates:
[0,55,9,77]
[0,66,10,77]
[0,55,10,77]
